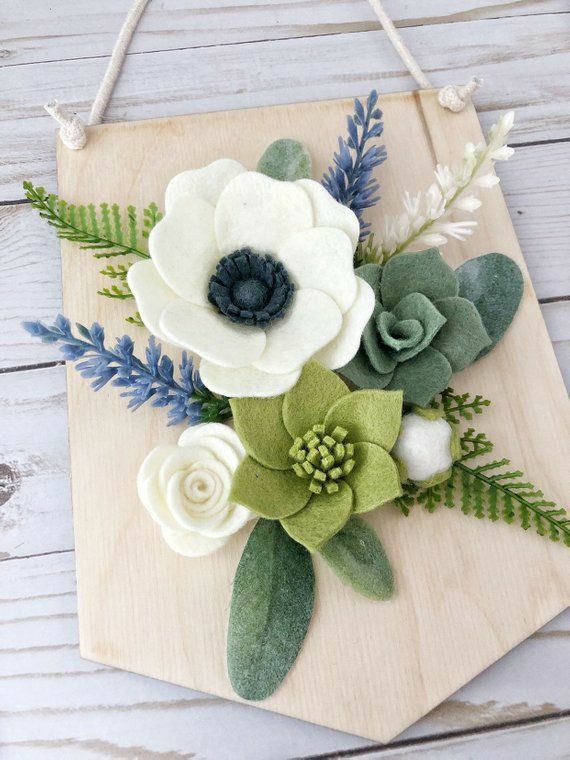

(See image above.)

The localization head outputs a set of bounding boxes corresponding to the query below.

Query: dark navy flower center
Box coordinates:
[208,248,295,327]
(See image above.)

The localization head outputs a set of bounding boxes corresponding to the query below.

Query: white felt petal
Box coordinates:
[200,503,254,538]
[161,527,228,557]
[253,289,342,374]
[164,159,247,212]
[159,301,266,368]
[137,445,181,530]
[314,276,375,369]
[199,359,301,398]
[127,260,180,343]
[296,178,360,249]
[215,171,313,254]
[277,227,357,312]
[393,414,453,482]
[149,196,218,306]
[178,423,246,467]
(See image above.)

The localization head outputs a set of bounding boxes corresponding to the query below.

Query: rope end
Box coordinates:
[438,77,483,113]
[44,100,87,150]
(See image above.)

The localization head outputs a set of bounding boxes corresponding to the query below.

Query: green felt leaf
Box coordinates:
[256,139,312,181]
[356,263,382,295]
[362,304,398,374]
[431,296,491,372]
[455,253,523,358]
[230,395,292,470]
[227,520,314,700]
[346,442,402,513]
[380,248,458,311]
[324,389,403,452]
[319,517,394,600]
[281,481,353,551]
[231,457,310,518]
[381,292,447,361]
[386,346,452,407]
[340,349,394,390]
[282,360,350,438]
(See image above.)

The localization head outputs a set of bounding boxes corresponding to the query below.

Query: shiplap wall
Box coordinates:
[1,2,569,758]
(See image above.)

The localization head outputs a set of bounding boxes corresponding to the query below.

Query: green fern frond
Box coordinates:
[97,283,134,300]
[125,312,144,327]
[354,233,382,267]
[23,181,162,260]
[439,387,491,424]
[100,263,131,281]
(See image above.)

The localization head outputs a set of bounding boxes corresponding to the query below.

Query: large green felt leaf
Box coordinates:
[281,481,353,551]
[455,252,523,358]
[230,395,292,470]
[431,296,491,371]
[257,139,312,181]
[380,248,458,311]
[227,520,315,700]
[346,442,402,513]
[341,347,394,390]
[231,457,310,518]
[356,263,382,295]
[319,517,394,600]
[324,389,403,452]
[386,346,452,407]
[282,360,349,438]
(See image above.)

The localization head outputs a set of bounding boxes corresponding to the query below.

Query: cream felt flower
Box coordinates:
[127,159,374,397]
[137,422,254,557]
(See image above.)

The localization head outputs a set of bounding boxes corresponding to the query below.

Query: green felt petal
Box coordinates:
[431,296,491,371]
[324,389,403,452]
[281,481,353,551]
[256,139,312,181]
[231,457,310,518]
[319,517,394,600]
[356,263,382,295]
[340,349,394,390]
[282,360,349,438]
[455,253,523,358]
[227,520,314,700]
[380,248,458,311]
[362,304,398,374]
[346,442,402,513]
[382,292,447,361]
[386,346,452,407]
[230,395,292,470]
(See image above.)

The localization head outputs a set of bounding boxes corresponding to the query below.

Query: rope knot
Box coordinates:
[438,77,483,112]
[44,100,87,150]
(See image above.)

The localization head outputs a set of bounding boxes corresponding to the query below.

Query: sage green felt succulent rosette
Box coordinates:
[23,92,569,704]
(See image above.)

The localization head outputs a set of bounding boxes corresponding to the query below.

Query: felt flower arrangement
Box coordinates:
[23,90,569,704]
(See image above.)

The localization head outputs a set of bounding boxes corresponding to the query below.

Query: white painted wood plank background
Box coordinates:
[0,2,569,758]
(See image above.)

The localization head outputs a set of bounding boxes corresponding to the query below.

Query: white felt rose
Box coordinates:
[137,422,254,557]
[393,412,459,486]
[128,158,374,397]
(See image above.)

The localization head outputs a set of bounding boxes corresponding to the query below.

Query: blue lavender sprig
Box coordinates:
[23,315,231,426]
[321,90,387,241]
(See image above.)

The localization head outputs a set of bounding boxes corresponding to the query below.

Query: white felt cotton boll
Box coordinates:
[137,424,255,557]
[393,413,453,483]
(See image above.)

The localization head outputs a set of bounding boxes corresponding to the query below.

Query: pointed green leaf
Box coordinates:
[346,442,402,513]
[455,253,523,358]
[324,389,403,452]
[257,139,312,181]
[227,520,315,700]
[230,457,310,518]
[380,248,458,311]
[319,516,394,600]
[281,481,353,552]
[230,395,292,469]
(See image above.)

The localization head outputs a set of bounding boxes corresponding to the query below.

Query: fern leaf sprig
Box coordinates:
[24,181,156,260]
[23,315,231,427]
[97,283,134,300]
[439,387,491,424]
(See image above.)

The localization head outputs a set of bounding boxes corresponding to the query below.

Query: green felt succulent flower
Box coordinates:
[230,361,403,551]
[341,249,492,407]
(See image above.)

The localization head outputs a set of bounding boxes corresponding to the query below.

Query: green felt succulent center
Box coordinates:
[289,424,356,495]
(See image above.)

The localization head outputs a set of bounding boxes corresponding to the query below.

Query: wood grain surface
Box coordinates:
[55,90,570,744]
[1,2,569,757]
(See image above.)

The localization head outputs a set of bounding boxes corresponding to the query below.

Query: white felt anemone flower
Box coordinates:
[137,423,254,557]
[127,159,375,397]
[393,409,460,487]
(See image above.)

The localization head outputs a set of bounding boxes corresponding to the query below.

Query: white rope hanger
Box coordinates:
[46,0,482,150]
